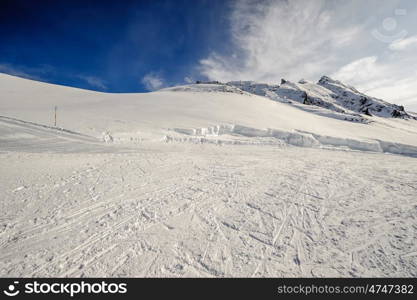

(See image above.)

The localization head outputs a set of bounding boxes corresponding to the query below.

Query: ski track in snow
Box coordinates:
[1,141,416,277]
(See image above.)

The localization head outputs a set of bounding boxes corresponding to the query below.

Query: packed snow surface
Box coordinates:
[1,73,417,277]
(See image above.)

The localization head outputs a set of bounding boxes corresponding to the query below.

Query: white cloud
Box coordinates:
[332,55,417,112]
[141,73,164,91]
[0,64,33,79]
[332,56,383,85]
[184,76,194,84]
[389,35,417,51]
[0,63,50,81]
[199,0,364,83]
[197,0,417,112]
[78,75,107,90]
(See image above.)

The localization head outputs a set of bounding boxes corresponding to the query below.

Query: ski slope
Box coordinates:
[1,74,417,154]
[0,73,417,277]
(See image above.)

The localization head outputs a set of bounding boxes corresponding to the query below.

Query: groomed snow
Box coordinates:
[0,74,417,277]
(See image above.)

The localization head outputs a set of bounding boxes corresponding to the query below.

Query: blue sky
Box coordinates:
[0,0,232,92]
[1,0,417,110]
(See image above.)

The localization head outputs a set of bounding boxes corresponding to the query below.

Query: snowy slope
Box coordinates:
[0,115,116,153]
[2,143,417,277]
[1,73,417,155]
[1,74,417,278]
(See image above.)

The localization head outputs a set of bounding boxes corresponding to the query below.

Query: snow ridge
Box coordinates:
[169,123,417,157]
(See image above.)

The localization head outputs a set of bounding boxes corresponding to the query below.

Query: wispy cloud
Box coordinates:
[332,56,382,85]
[332,53,417,111]
[199,0,365,83]
[0,63,51,81]
[78,75,107,90]
[389,34,417,51]
[197,0,417,111]
[184,76,194,84]
[141,72,164,91]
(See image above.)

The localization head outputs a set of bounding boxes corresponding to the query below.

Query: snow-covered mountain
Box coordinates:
[227,76,414,121]
[317,76,411,118]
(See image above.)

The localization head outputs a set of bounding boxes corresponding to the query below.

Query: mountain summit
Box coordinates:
[225,76,414,121]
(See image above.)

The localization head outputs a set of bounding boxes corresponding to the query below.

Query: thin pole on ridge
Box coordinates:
[54,105,57,127]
